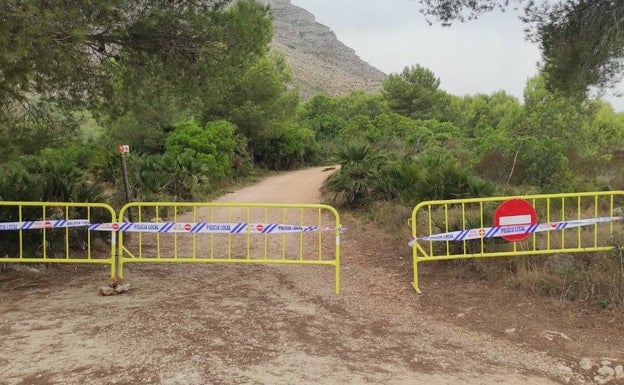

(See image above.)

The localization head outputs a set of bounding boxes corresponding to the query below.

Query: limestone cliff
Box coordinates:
[259,0,386,98]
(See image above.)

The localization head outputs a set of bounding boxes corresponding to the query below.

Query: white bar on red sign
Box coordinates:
[499,215,532,225]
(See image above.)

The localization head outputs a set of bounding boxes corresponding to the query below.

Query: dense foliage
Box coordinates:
[2,1,623,207]
[307,66,623,209]
[0,0,301,203]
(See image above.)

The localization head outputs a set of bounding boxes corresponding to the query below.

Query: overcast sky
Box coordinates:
[290,0,624,112]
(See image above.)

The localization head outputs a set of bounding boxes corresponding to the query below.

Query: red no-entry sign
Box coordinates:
[493,199,537,242]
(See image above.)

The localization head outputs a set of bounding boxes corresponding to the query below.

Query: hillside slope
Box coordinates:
[261,0,386,98]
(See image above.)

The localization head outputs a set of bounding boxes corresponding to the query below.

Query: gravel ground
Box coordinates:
[1,166,622,385]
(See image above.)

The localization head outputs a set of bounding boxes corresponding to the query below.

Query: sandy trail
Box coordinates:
[0,167,585,384]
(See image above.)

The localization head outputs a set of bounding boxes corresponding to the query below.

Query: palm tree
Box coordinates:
[323,142,386,207]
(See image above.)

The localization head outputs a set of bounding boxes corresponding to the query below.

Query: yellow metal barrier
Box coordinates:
[410,191,624,293]
[117,202,342,293]
[0,201,117,277]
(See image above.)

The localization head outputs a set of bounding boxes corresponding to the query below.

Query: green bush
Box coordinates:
[0,151,105,257]
[134,152,211,201]
[255,125,319,170]
[377,159,421,204]
[0,151,104,203]
[411,148,495,202]
[166,119,236,180]
[322,142,387,207]
[338,115,380,143]
[511,136,571,190]
[39,142,118,183]
[303,112,347,141]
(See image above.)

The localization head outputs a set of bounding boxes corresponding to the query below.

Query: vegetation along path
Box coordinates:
[1,166,623,385]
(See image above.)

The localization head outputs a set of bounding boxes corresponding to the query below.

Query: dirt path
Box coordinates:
[1,166,621,385]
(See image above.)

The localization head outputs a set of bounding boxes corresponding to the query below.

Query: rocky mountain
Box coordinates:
[259,0,386,99]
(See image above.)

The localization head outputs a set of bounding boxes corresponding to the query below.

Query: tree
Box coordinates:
[417,0,624,98]
[585,101,624,149]
[381,65,446,120]
[453,92,523,137]
[322,142,388,207]
[334,91,390,120]
[529,1,624,97]
[226,52,300,162]
[522,74,588,145]
[0,0,272,118]
[339,115,380,143]
[417,0,527,25]
[254,124,319,170]
[0,99,80,162]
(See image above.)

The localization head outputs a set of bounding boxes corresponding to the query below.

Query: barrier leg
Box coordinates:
[412,254,421,294]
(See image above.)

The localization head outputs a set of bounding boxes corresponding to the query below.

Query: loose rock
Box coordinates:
[8,264,40,274]
[99,281,130,296]
[615,365,624,380]
[556,364,574,379]
[579,357,593,370]
[598,365,615,377]
[114,283,130,294]
[99,286,115,296]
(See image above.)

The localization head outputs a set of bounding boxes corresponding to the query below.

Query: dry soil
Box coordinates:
[1,166,623,385]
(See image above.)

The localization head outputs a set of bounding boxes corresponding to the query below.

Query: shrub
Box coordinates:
[166,119,236,180]
[0,151,105,257]
[134,152,210,201]
[0,152,104,203]
[411,148,495,202]
[322,142,387,207]
[338,115,380,143]
[377,159,421,204]
[510,136,571,191]
[254,125,319,170]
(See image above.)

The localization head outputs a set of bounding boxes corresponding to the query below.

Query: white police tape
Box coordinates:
[0,219,343,234]
[408,216,622,247]
[0,219,90,231]
[87,222,343,234]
